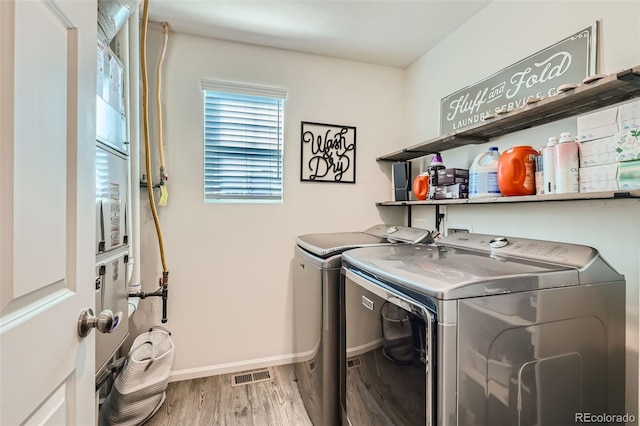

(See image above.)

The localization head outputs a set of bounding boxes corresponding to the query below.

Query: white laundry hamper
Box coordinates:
[99,327,175,426]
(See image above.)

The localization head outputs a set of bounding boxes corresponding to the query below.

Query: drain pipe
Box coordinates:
[111,3,141,317]
[123,5,141,316]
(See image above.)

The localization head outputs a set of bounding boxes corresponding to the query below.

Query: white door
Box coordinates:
[1,0,97,425]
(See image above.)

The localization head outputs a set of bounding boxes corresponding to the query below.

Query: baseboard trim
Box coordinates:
[168,353,298,383]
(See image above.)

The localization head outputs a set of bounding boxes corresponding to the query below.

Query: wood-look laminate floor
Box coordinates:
[144,364,313,426]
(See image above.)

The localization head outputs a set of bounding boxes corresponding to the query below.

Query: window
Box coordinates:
[201,80,286,203]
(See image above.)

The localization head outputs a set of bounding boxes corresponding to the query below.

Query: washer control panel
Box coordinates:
[438,232,597,267]
[489,237,509,248]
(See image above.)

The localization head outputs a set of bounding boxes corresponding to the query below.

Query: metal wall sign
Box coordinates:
[440,23,598,135]
[300,121,356,183]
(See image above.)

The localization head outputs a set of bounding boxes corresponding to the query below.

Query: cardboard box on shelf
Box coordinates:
[437,168,469,185]
[579,164,619,192]
[617,160,640,190]
[577,107,619,142]
[579,136,618,167]
[434,183,469,199]
[580,152,619,168]
[614,130,640,162]
[618,99,640,133]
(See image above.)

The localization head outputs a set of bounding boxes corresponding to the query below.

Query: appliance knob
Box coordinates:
[489,237,509,248]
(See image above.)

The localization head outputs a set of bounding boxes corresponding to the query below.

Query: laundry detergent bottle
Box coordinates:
[497,145,538,196]
[412,157,429,200]
[427,153,445,199]
[469,147,501,198]
[413,175,429,200]
[555,132,580,194]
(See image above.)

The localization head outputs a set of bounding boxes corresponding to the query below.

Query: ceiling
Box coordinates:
[147,0,492,69]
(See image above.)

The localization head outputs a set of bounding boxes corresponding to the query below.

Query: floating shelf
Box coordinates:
[378,65,640,162]
[376,190,640,207]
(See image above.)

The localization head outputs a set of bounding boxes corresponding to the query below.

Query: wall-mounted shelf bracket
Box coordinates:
[435,205,445,231]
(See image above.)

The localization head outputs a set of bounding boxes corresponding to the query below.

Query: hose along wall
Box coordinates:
[157,22,169,181]
[139,0,170,322]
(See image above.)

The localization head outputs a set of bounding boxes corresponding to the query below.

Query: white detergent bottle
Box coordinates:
[469,147,501,198]
[555,132,580,194]
[542,136,558,194]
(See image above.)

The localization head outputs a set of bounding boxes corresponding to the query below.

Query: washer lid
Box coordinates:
[296,231,389,258]
[295,225,431,258]
[342,233,623,300]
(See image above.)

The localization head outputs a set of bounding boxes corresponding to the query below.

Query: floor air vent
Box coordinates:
[347,357,362,369]
[231,368,273,387]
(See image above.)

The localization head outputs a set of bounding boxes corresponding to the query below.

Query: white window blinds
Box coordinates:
[201,79,286,202]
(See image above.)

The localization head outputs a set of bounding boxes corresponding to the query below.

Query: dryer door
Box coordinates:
[341,268,435,426]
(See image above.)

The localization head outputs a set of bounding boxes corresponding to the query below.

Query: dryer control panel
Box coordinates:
[364,224,433,244]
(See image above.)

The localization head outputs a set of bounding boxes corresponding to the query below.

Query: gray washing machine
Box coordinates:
[340,233,626,426]
[294,225,433,426]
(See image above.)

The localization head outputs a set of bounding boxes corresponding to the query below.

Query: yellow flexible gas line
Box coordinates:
[141,0,168,276]
[157,22,169,181]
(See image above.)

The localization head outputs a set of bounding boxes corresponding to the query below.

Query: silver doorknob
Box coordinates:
[77,308,120,337]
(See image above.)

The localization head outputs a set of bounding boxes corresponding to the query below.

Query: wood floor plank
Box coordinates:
[197,373,224,425]
[143,365,312,426]
[273,365,315,426]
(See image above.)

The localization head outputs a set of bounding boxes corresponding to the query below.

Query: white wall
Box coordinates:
[404,0,640,418]
[130,24,404,379]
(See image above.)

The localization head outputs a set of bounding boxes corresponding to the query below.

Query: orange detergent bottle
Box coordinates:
[497,145,538,196]
[413,174,429,200]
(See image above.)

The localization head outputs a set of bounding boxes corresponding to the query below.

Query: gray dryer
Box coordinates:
[294,225,432,426]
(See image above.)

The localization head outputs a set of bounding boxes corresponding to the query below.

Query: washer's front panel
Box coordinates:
[293,248,341,426]
[456,283,625,426]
